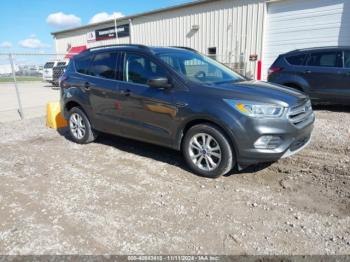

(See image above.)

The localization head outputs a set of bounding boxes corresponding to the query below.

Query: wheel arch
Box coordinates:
[63,98,90,120]
[281,75,310,93]
[65,100,83,112]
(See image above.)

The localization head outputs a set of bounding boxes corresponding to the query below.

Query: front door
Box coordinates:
[304,51,343,103]
[117,52,177,147]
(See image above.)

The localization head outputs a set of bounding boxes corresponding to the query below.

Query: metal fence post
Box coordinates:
[9,53,24,120]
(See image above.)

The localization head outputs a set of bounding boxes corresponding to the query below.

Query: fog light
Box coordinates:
[254,136,282,149]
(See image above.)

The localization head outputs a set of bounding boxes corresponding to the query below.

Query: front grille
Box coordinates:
[288,100,313,127]
[53,66,66,82]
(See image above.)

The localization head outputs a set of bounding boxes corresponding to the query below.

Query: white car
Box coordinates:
[43,61,67,83]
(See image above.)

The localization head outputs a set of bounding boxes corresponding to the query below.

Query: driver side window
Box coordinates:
[124,53,167,85]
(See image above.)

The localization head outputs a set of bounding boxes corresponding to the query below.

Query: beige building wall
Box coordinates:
[53,0,266,78]
[132,0,266,78]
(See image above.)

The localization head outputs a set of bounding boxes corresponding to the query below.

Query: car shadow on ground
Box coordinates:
[58,127,189,171]
[57,128,273,178]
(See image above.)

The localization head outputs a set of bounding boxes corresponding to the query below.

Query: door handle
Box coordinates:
[304,70,312,74]
[120,89,131,96]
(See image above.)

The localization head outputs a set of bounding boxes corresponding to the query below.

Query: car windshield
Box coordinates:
[156,51,245,84]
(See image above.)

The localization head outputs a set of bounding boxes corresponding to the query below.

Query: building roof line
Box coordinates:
[51,0,216,36]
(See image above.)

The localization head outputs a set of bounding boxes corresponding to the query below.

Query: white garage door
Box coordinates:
[262,0,350,80]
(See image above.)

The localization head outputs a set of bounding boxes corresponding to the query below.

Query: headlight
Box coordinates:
[224,99,285,118]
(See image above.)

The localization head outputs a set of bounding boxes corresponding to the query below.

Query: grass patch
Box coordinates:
[0,76,42,83]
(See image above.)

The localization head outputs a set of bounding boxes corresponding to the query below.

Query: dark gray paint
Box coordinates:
[60,46,314,168]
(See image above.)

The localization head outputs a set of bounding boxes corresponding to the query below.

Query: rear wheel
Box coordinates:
[182,124,235,178]
[68,107,98,144]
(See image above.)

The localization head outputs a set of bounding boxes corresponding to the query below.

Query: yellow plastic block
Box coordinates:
[46,102,68,129]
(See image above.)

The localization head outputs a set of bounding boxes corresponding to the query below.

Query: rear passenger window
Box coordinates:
[307,52,341,68]
[344,51,350,68]
[286,54,307,66]
[90,52,118,79]
[75,55,93,75]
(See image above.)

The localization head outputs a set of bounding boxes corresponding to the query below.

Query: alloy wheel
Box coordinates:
[69,113,86,140]
[188,133,222,171]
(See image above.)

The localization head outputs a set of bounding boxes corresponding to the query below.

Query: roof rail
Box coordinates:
[171,46,198,52]
[288,46,347,53]
[86,44,150,52]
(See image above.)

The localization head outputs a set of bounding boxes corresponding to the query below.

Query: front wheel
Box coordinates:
[182,124,235,178]
[68,107,98,144]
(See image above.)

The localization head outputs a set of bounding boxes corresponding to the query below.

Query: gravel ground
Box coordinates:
[0,107,349,255]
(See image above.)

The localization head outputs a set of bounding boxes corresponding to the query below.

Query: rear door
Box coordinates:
[304,50,343,102]
[117,51,177,146]
[84,51,123,133]
[74,51,123,133]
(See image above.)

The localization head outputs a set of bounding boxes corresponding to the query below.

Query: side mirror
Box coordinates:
[147,77,172,89]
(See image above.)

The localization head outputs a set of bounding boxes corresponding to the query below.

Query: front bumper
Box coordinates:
[231,112,315,167]
[281,134,311,159]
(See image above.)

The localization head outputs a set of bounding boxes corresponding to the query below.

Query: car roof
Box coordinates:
[285,46,350,55]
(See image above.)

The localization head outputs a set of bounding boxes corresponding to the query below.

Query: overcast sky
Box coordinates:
[0,0,191,53]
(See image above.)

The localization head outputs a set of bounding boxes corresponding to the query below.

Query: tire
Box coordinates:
[68,107,98,144]
[182,124,235,178]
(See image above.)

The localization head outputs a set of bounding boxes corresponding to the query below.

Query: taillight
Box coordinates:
[268,67,283,76]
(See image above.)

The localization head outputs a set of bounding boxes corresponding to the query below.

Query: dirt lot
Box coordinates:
[0,107,349,255]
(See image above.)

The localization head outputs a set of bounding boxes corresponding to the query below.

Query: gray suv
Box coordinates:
[268,46,350,105]
[60,45,314,178]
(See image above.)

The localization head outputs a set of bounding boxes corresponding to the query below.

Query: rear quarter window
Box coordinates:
[75,54,93,75]
[285,54,307,66]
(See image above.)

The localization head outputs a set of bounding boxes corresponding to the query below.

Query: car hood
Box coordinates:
[203,80,308,107]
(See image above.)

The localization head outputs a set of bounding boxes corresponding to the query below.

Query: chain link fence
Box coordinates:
[0,53,67,122]
[0,51,252,123]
